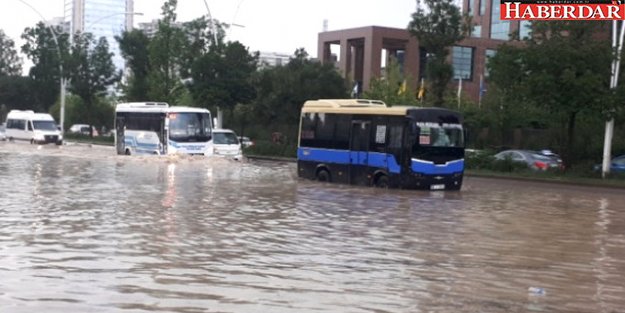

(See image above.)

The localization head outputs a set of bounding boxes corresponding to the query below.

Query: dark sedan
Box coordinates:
[494,149,562,171]
[594,155,625,173]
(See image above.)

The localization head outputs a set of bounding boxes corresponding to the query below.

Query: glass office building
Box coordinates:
[64,0,135,73]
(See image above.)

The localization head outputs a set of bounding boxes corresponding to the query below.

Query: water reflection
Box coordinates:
[0,142,624,312]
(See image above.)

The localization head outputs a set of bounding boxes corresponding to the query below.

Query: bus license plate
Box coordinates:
[430,184,445,190]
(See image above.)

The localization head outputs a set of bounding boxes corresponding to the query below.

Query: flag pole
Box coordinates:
[457,76,462,109]
[478,74,484,108]
[418,77,425,104]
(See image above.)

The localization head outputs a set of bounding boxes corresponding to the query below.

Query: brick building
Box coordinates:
[317,0,534,103]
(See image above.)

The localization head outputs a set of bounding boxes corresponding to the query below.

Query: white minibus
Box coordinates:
[5,110,63,145]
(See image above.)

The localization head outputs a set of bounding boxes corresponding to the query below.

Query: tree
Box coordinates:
[408,0,471,107]
[21,22,71,111]
[68,32,119,135]
[189,41,257,113]
[117,29,151,101]
[0,30,22,77]
[147,0,188,103]
[49,95,115,131]
[488,21,614,166]
[252,49,348,128]
[0,76,37,111]
[364,57,418,106]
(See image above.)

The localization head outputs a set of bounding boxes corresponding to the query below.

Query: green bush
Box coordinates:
[64,133,114,145]
[465,150,496,170]
[243,139,296,158]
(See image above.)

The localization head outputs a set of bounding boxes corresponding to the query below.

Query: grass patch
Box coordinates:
[243,139,296,158]
[64,133,114,146]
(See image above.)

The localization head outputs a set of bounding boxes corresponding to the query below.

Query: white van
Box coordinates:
[213,129,242,160]
[5,110,63,145]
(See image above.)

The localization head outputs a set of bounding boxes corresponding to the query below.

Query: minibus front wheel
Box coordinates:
[316,169,331,182]
[374,174,389,188]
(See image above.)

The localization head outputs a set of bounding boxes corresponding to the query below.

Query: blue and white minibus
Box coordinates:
[297,99,465,190]
[115,102,214,156]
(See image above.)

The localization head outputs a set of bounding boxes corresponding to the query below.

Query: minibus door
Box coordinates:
[160,116,167,154]
[115,116,125,155]
[26,120,34,140]
[349,121,371,185]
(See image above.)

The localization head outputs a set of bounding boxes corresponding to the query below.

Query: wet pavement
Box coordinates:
[1,141,624,312]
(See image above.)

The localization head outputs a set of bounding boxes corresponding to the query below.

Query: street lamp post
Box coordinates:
[201,0,224,129]
[17,0,68,133]
[17,1,142,134]
[201,0,245,129]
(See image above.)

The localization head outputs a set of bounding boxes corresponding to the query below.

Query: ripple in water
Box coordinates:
[1,142,624,312]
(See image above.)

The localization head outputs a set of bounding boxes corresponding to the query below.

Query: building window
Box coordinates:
[480,0,486,16]
[490,0,510,40]
[471,25,482,38]
[452,46,474,80]
[484,49,496,78]
[468,0,474,14]
[519,21,532,40]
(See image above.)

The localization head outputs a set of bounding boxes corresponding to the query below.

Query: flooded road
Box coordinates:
[1,142,624,313]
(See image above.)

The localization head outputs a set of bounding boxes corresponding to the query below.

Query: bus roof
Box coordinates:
[115,102,210,114]
[301,99,413,116]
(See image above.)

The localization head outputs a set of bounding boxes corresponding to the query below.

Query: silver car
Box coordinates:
[494,149,562,171]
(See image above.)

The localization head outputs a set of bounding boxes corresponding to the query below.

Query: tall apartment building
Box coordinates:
[258,52,292,68]
[64,0,135,73]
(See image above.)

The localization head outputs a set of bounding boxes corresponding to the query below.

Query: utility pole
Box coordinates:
[17,0,67,134]
[602,20,625,178]
[202,0,223,129]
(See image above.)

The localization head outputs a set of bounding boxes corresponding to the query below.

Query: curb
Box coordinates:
[245,155,296,163]
[244,155,625,190]
[465,171,625,190]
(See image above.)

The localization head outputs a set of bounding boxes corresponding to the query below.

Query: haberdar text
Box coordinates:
[501,2,624,20]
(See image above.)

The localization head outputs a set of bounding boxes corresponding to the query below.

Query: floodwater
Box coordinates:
[1,142,624,313]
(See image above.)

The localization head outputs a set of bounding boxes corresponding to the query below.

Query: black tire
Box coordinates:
[30,139,35,145]
[56,140,63,146]
[316,169,331,182]
[125,148,132,155]
[375,175,389,188]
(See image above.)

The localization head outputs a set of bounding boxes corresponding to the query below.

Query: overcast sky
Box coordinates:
[2,0,425,71]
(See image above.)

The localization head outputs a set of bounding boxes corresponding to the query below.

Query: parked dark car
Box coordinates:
[494,149,562,171]
[594,155,625,173]
[538,149,564,168]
